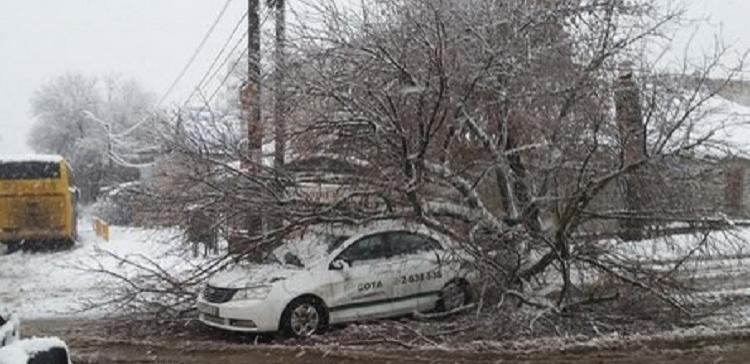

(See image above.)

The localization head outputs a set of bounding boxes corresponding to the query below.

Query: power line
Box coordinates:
[206,47,249,106]
[189,6,275,109]
[157,0,233,106]
[183,11,249,107]
[204,6,275,106]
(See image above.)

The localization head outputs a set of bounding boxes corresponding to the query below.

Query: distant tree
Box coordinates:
[28,73,155,202]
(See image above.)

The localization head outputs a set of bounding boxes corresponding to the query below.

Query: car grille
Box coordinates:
[202,285,238,303]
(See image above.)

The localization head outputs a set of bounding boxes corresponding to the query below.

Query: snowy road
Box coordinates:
[0,217,189,319]
[20,317,750,364]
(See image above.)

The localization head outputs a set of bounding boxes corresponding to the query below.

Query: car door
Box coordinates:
[326,233,397,323]
[388,232,446,314]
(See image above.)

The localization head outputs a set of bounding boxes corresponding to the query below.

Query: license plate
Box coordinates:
[197,302,219,316]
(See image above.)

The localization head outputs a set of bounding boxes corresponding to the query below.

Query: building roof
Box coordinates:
[690,95,750,156]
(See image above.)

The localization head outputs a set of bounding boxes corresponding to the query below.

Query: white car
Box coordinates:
[196,224,473,337]
[0,311,71,364]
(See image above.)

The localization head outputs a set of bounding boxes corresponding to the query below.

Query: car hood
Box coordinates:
[207,264,302,289]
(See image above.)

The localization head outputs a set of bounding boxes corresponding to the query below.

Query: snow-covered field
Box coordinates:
[0,217,193,319]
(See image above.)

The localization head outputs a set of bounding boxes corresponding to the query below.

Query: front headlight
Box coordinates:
[234,285,273,300]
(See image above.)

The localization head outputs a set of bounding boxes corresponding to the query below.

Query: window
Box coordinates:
[0,161,60,180]
[388,232,442,257]
[336,234,387,264]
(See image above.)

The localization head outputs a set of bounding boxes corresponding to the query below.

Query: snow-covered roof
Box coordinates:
[661,94,750,158]
[694,95,750,153]
[0,154,64,164]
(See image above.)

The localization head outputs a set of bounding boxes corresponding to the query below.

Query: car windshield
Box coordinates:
[325,234,350,253]
[269,232,350,268]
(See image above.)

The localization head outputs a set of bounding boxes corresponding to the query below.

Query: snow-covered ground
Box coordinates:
[4,217,750,333]
[0,217,195,320]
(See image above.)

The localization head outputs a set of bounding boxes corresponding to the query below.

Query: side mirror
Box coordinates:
[329,259,350,271]
[283,252,303,268]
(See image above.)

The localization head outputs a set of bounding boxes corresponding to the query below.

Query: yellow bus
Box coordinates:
[0,155,78,251]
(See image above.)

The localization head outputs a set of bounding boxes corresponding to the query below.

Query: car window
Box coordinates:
[388,232,442,257]
[336,234,388,264]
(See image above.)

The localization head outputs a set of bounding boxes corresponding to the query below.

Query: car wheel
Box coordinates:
[280,297,327,338]
[437,280,470,312]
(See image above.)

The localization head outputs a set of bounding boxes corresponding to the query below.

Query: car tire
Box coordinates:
[436,280,471,312]
[280,296,328,339]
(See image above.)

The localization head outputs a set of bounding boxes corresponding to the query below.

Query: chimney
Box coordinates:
[615,65,647,239]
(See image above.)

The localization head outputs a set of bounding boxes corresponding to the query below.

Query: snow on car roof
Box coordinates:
[15,337,68,355]
[0,337,69,364]
[0,154,65,164]
[0,345,27,364]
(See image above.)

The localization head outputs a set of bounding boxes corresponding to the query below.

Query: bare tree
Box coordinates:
[88,0,750,335]
[29,73,156,201]
[274,0,748,312]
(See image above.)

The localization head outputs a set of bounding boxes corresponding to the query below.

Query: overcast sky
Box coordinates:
[1,0,749,155]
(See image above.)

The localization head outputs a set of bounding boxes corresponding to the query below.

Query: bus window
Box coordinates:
[0,162,61,180]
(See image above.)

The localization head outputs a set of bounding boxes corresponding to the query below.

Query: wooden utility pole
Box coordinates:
[242,0,262,166]
[272,0,286,167]
[232,0,263,256]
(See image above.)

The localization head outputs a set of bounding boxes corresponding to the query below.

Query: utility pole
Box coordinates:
[242,0,262,167]
[272,0,286,167]
[232,0,263,256]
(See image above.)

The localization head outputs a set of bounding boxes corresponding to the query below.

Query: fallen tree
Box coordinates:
[83,0,750,340]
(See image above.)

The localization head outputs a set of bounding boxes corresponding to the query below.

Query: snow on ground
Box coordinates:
[0,216,197,320]
[609,227,750,262]
[588,227,750,283]
[4,215,750,341]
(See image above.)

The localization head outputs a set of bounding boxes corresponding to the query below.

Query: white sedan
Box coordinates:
[196,224,473,338]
